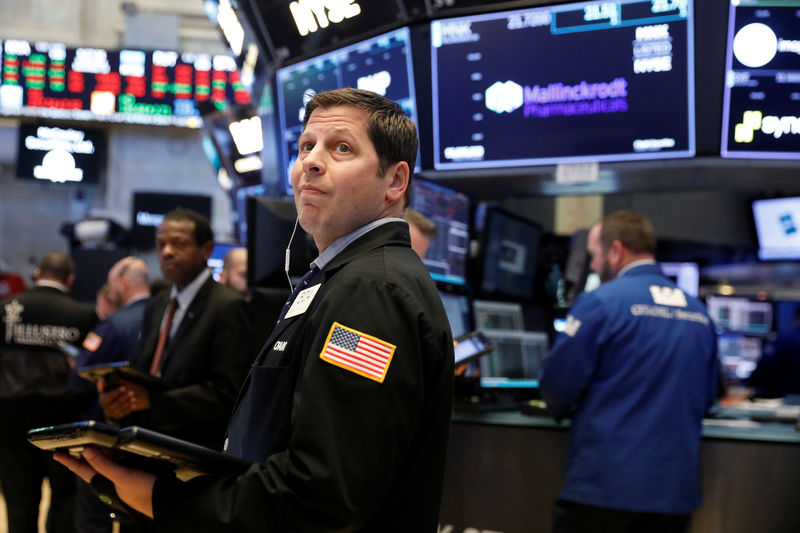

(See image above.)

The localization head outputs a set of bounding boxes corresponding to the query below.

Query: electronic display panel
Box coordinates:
[0,39,251,127]
[478,208,542,301]
[130,192,212,250]
[276,26,419,194]
[659,261,699,296]
[721,0,800,159]
[16,123,106,185]
[752,197,800,260]
[430,0,695,169]
[409,179,470,285]
[251,0,428,63]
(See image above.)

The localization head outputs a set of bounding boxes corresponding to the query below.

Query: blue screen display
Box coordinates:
[430,0,695,169]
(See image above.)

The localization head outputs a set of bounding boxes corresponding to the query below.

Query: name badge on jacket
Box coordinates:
[285,284,322,319]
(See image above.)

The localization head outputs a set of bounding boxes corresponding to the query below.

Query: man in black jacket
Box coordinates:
[58,88,455,532]
[1,252,97,533]
[96,210,253,450]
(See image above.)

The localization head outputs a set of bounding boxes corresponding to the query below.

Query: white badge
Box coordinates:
[284,283,322,319]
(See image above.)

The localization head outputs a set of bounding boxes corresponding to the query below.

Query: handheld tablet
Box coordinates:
[77,361,163,390]
[454,330,494,366]
[27,421,250,481]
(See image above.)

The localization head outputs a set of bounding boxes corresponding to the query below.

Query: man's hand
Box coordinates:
[54,447,156,518]
[98,379,151,420]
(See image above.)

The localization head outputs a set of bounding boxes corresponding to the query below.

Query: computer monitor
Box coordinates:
[659,262,700,297]
[721,0,800,159]
[430,0,695,169]
[473,299,524,332]
[478,330,549,390]
[477,207,542,301]
[246,196,317,288]
[409,179,470,285]
[718,333,762,383]
[706,295,773,335]
[438,290,471,338]
[208,242,240,282]
[752,197,800,260]
[275,26,419,193]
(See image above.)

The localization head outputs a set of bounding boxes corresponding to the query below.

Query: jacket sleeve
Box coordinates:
[151,275,443,532]
[539,291,607,420]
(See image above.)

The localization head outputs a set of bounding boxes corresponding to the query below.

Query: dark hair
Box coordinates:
[303,88,418,207]
[37,252,75,283]
[600,210,656,255]
[163,209,214,246]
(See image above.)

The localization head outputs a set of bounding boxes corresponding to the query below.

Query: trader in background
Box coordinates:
[0,252,97,533]
[405,207,437,260]
[218,246,249,299]
[58,88,454,533]
[96,209,253,451]
[539,210,719,533]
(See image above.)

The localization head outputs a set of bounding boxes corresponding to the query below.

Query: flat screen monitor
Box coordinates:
[235,184,266,244]
[721,0,800,159]
[479,330,548,390]
[752,197,800,260]
[473,299,525,331]
[246,196,317,288]
[409,179,469,285]
[718,333,762,383]
[430,0,695,169]
[275,26,419,193]
[130,192,212,250]
[208,242,240,282]
[438,290,471,338]
[478,208,541,301]
[16,123,106,185]
[706,295,773,335]
[0,39,250,127]
[249,0,428,64]
[659,261,699,297]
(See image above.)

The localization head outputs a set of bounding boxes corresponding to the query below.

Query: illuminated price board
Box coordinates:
[0,39,251,127]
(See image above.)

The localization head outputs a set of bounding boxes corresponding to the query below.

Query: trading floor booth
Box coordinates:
[439,413,800,533]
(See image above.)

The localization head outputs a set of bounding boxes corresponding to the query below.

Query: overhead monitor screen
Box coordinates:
[430,0,695,169]
[16,123,106,185]
[0,39,250,127]
[721,1,800,159]
[752,197,800,260]
[275,26,419,194]
[409,179,470,285]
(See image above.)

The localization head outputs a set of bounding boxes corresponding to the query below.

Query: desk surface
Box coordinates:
[452,410,800,444]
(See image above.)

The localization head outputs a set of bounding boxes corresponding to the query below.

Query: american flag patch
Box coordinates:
[82,332,102,352]
[319,322,396,383]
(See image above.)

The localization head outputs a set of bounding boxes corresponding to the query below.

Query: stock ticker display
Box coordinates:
[721,1,800,159]
[431,0,695,169]
[276,27,418,193]
[0,39,251,127]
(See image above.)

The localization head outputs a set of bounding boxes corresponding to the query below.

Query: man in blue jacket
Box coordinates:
[540,210,719,533]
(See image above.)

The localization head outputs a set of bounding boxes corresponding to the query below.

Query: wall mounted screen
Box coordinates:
[752,197,800,260]
[276,26,419,194]
[721,0,800,159]
[16,123,106,185]
[0,39,251,127]
[430,0,695,169]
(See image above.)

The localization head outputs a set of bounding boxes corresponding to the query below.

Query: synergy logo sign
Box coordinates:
[735,110,800,143]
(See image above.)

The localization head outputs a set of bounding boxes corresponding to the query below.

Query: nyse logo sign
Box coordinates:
[289,0,362,37]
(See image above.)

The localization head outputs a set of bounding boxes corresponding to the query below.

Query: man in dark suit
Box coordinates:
[1,252,97,533]
[97,210,253,450]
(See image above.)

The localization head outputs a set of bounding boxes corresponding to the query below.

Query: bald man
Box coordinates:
[73,257,151,373]
[219,247,249,299]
